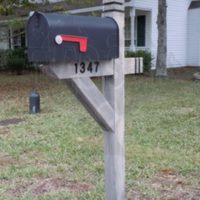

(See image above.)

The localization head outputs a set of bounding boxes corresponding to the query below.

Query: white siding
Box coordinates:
[167,0,191,67]
[187,8,200,66]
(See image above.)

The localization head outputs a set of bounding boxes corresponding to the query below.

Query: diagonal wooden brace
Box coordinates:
[65,77,115,132]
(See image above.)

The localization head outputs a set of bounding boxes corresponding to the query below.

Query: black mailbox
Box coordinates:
[27,12,119,63]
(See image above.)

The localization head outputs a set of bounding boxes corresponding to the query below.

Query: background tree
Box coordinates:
[0,0,96,16]
[0,0,30,15]
[156,0,167,77]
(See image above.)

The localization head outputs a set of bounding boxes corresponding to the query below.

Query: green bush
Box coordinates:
[0,49,11,70]
[7,56,25,75]
[126,50,153,72]
[7,48,27,74]
[0,48,38,73]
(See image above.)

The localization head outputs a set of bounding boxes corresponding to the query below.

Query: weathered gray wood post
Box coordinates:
[102,1,125,200]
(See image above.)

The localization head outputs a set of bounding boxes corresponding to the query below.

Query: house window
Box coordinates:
[13,28,25,49]
[137,15,146,47]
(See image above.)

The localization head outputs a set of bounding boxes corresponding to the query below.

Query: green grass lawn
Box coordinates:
[0,73,200,199]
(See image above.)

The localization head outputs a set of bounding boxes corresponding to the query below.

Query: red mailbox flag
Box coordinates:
[55,35,88,53]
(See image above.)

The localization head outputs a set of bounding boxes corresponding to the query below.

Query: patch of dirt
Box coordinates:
[0,118,24,127]
[151,169,188,199]
[167,67,200,81]
[149,67,200,81]
[6,181,34,198]
[6,178,94,198]
[0,153,18,167]
[129,190,151,200]
[152,169,200,200]
[0,127,10,135]
[192,192,200,200]
[129,169,200,200]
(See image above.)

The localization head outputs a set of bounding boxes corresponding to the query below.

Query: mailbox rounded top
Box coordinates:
[28,11,118,32]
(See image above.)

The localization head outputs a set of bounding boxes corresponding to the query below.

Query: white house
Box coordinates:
[1,0,200,68]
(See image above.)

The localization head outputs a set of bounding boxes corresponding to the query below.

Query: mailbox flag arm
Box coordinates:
[55,35,88,53]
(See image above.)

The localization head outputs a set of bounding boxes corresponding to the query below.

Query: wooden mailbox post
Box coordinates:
[102,1,125,200]
[27,0,143,199]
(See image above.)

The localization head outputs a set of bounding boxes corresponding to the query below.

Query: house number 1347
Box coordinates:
[74,61,99,74]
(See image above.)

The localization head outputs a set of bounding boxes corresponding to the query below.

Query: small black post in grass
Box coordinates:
[29,91,40,114]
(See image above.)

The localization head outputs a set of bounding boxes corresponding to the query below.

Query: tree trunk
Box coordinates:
[156,0,167,77]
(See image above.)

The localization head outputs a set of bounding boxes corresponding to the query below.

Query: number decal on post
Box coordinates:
[75,63,78,74]
[87,62,93,73]
[94,61,99,72]
[80,62,86,73]
[74,62,100,74]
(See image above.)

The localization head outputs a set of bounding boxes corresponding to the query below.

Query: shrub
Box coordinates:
[7,48,27,74]
[7,56,26,75]
[126,50,153,72]
[0,49,11,70]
